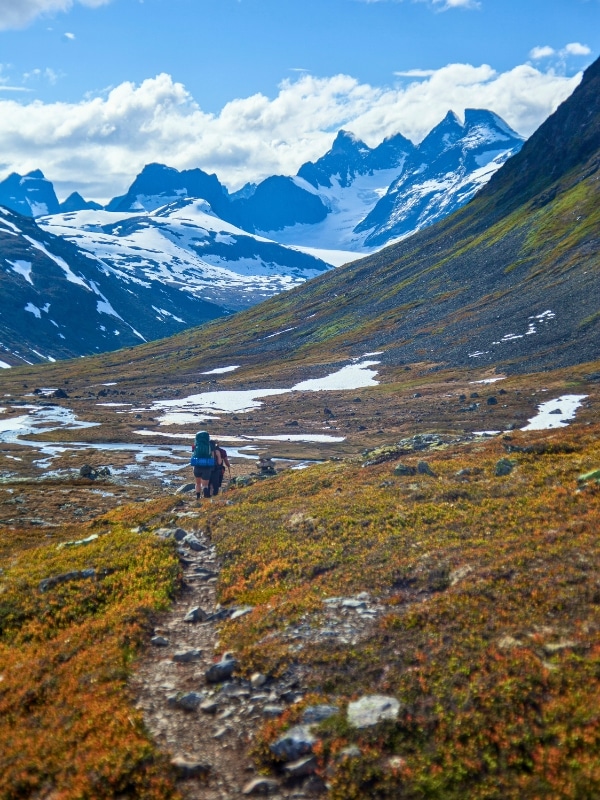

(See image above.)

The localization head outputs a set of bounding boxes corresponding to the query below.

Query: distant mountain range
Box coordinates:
[1,107,523,253]
[0,108,525,366]
[33,53,593,385]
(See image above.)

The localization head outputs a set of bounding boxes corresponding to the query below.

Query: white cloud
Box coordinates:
[0,0,112,30]
[394,69,436,77]
[0,62,583,202]
[530,46,555,60]
[564,42,591,56]
[63,31,76,40]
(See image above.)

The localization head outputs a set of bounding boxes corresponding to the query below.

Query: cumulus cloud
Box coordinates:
[530,46,556,60]
[0,63,583,202]
[0,0,112,30]
[564,42,591,56]
[530,42,591,61]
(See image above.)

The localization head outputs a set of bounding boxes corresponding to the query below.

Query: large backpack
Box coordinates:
[191,430,215,467]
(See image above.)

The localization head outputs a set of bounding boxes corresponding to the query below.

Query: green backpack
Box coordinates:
[191,431,214,466]
[193,431,211,458]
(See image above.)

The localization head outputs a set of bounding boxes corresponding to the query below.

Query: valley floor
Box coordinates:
[1,359,599,799]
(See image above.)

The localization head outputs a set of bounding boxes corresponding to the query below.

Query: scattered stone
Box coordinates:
[251,672,268,689]
[549,408,562,414]
[543,640,579,654]
[172,649,203,663]
[184,534,207,552]
[495,458,516,477]
[270,725,317,761]
[57,533,99,549]
[200,698,220,714]
[52,388,69,399]
[205,657,238,683]
[301,705,338,724]
[283,755,318,779]
[487,396,498,405]
[338,745,362,759]
[183,606,208,623]
[394,463,416,476]
[230,606,254,620]
[578,469,600,483]
[347,695,400,729]
[173,527,188,541]
[449,565,473,586]
[38,569,96,593]
[168,692,203,711]
[175,483,195,494]
[242,777,280,795]
[416,460,435,476]
[497,635,523,651]
[151,635,169,647]
[79,464,97,479]
[171,756,211,779]
[341,599,367,610]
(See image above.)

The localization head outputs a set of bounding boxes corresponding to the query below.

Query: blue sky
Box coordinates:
[0,0,597,200]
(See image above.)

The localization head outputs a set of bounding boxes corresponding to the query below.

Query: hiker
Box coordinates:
[191,430,222,499]
[210,441,231,496]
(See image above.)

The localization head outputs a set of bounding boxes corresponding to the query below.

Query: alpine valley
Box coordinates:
[0,58,599,800]
[0,108,523,366]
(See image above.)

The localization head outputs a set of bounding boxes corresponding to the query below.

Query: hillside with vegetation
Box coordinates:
[0,58,599,800]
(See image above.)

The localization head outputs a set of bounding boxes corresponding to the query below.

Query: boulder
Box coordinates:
[270,725,317,761]
[205,657,238,683]
[347,695,400,729]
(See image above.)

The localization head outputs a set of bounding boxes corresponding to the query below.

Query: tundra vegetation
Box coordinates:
[1,411,599,799]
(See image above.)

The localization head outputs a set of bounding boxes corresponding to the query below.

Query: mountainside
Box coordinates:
[11,57,595,387]
[0,205,228,366]
[355,109,524,246]
[38,200,330,312]
[1,109,523,257]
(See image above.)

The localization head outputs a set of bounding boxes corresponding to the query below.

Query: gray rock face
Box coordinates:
[183,606,208,623]
[38,568,96,593]
[168,691,204,711]
[347,695,401,728]
[301,704,339,724]
[242,777,280,795]
[270,725,317,761]
[495,458,516,476]
[283,755,318,778]
[205,657,238,683]
[184,533,208,552]
[172,649,203,663]
[151,635,169,647]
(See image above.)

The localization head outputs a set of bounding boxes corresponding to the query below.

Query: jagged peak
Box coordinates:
[331,130,370,154]
[463,108,523,139]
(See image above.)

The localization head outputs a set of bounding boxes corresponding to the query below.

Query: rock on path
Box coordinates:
[130,515,324,800]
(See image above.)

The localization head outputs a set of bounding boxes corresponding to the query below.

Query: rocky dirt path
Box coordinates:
[130,505,323,800]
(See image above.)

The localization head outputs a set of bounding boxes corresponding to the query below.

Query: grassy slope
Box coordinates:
[209,423,600,799]
[0,497,184,800]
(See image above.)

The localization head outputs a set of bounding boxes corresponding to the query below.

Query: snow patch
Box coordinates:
[521,395,588,431]
[201,366,240,375]
[25,303,42,319]
[7,260,33,285]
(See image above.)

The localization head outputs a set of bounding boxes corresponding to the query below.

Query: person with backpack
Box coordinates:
[209,441,231,496]
[190,430,222,499]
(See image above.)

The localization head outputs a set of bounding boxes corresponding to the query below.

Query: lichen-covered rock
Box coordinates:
[347,695,400,728]
[270,724,317,761]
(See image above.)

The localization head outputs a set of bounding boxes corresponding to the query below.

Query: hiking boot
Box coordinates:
[196,492,201,500]
[203,488,210,498]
